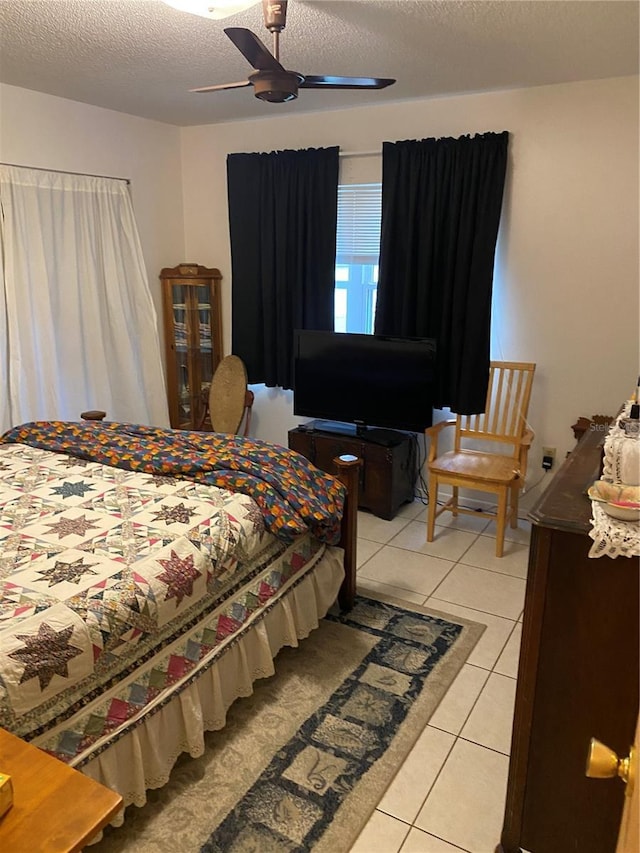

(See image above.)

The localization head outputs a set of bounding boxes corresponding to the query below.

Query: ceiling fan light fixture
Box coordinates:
[251,71,300,102]
[162,0,260,20]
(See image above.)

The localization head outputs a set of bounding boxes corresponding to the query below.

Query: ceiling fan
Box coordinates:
[190,0,396,103]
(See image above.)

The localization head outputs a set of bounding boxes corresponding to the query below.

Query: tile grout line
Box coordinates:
[410,604,519,814]
[357,572,522,633]
[468,661,517,679]
[456,734,514,759]
[354,502,521,853]
[397,824,472,853]
[490,620,522,678]
[376,726,460,841]
[381,641,499,842]
[357,531,529,582]
[426,531,525,607]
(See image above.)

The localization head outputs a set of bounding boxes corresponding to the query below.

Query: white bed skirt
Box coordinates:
[80,545,345,829]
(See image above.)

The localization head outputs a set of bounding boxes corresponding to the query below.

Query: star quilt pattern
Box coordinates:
[1,421,346,544]
[0,440,330,765]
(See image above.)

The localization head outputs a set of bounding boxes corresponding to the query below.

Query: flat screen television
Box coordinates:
[292,330,437,438]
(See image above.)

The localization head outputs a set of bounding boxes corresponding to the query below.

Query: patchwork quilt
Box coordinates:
[1,421,346,544]
[0,436,336,766]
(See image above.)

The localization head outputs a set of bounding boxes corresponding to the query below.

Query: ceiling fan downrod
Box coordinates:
[263,0,287,61]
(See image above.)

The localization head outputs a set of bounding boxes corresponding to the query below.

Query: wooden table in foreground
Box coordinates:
[0,728,122,852]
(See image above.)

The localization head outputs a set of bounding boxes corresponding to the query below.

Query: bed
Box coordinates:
[0,419,359,827]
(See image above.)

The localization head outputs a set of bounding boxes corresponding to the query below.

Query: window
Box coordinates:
[335,183,381,334]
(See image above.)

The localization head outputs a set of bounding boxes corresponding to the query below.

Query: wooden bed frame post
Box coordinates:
[333,454,361,612]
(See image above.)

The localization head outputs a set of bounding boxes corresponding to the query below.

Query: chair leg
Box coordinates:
[452,486,459,517]
[510,482,520,529]
[427,473,438,542]
[495,487,507,557]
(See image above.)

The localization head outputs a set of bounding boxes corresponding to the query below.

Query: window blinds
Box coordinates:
[336,183,382,263]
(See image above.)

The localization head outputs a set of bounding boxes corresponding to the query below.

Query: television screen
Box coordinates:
[293,330,436,435]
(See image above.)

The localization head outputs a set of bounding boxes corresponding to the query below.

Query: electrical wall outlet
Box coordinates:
[542,446,556,470]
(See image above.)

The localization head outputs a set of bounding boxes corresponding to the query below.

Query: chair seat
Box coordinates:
[429,450,521,485]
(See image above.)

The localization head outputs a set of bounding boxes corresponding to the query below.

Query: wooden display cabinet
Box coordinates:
[160,264,223,430]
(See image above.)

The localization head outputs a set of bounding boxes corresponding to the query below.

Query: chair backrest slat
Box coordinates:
[455,361,535,454]
[482,367,495,434]
[508,369,525,435]
[491,368,507,435]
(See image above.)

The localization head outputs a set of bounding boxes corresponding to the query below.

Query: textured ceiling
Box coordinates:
[0,0,638,127]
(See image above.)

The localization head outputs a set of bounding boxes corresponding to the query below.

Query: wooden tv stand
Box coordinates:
[288,422,415,520]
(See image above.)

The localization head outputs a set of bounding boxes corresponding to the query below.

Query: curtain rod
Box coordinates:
[3,155,373,174]
[339,149,381,159]
[0,162,130,184]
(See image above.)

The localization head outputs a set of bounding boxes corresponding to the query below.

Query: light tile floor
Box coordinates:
[350,499,530,853]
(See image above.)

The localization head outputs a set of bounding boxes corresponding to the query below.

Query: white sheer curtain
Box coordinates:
[0,165,170,433]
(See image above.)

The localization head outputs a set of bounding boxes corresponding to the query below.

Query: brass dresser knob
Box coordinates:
[586,738,636,795]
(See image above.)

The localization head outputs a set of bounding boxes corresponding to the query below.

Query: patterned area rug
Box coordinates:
[94,595,484,853]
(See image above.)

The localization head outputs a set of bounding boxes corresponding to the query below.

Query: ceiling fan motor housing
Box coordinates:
[250,70,301,102]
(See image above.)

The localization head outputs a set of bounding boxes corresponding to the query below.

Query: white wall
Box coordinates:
[0,83,185,347]
[181,76,639,493]
[2,77,637,500]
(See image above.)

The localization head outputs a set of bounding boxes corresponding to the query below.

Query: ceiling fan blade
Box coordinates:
[224,27,284,72]
[190,80,252,93]
[299,75,396,90]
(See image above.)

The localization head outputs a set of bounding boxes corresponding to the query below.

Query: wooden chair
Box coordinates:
[200,354,254,436]
[425,361,536,557]
[83,357,254,437]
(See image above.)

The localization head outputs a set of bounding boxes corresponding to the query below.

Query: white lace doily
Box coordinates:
[589,502,640,558]
[602,433,640,485]
[602,403,640,485]
[589,402,640,559]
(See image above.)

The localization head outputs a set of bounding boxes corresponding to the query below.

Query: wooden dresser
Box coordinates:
[498,426,639,853]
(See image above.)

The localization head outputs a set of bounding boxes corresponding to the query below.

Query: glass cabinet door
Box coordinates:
[171,285,191,427]
[195,284,215,427]
[161,265,222,430]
